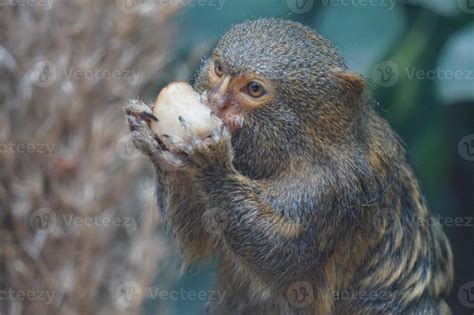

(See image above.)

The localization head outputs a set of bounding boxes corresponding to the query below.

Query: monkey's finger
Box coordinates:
[178,116,196,137]
[125,99,158,123]
[210,112,224,131]
[128,115,158,142]
[162,134,189,154]
[210,117,225,142]
[127,115,151,133]
[158,151,185,170]
[125,99,152,115]
[221,124,231,140]
[212,123,231,144]
[130,130,160,156]
[178,116,206,150]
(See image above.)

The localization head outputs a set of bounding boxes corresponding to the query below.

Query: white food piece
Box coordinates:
[151,82,216,143]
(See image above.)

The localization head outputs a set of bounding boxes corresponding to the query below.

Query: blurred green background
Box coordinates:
[144,0,474,314]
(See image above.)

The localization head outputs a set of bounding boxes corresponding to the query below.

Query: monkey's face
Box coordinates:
[193,19,356,178]
[194,19,346,134]
[202,56,277,132]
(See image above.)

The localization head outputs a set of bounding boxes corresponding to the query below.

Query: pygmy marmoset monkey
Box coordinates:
[126,18,453,314]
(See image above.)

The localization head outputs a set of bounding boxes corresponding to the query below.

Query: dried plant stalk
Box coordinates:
[0,1,181,314]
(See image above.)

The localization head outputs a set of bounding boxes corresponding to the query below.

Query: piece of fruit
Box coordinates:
[151,82,215,143]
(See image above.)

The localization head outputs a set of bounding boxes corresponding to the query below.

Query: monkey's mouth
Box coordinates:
[201,94,244,132]
[217,110,244,132]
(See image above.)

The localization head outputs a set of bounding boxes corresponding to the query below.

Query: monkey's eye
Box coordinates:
[214,60,224,77]
[245,81,267,98]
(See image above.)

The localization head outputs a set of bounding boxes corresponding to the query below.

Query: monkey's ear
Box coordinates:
[330,68,366,98]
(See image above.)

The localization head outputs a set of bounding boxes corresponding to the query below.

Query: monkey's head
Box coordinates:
[194,18,368,179]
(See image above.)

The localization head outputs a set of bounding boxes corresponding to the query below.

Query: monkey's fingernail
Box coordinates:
[178,116,191,129]
[143,112,158,121]
[203,138,214,146]
[161,151,182,167]
[210,112,221,124]
[222,125,230,138]
[127,116,138,128]
[235,116,244,128]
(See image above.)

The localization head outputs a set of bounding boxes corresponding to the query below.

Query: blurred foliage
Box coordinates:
[151,1,473,314]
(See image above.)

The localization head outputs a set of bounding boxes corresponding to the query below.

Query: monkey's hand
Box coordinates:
[161,113,234,176]
[125,99,183,172]
[126,100,216,263]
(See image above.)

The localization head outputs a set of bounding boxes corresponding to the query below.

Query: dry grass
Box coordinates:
[0,1,182,314]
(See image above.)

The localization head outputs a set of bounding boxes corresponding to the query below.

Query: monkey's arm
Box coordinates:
[126,101,215,262]
[163,121,323,281]
[201,172,316,279]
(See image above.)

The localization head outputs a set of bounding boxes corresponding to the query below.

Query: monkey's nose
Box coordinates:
[208,92,228,111]
[208,76,231,111]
